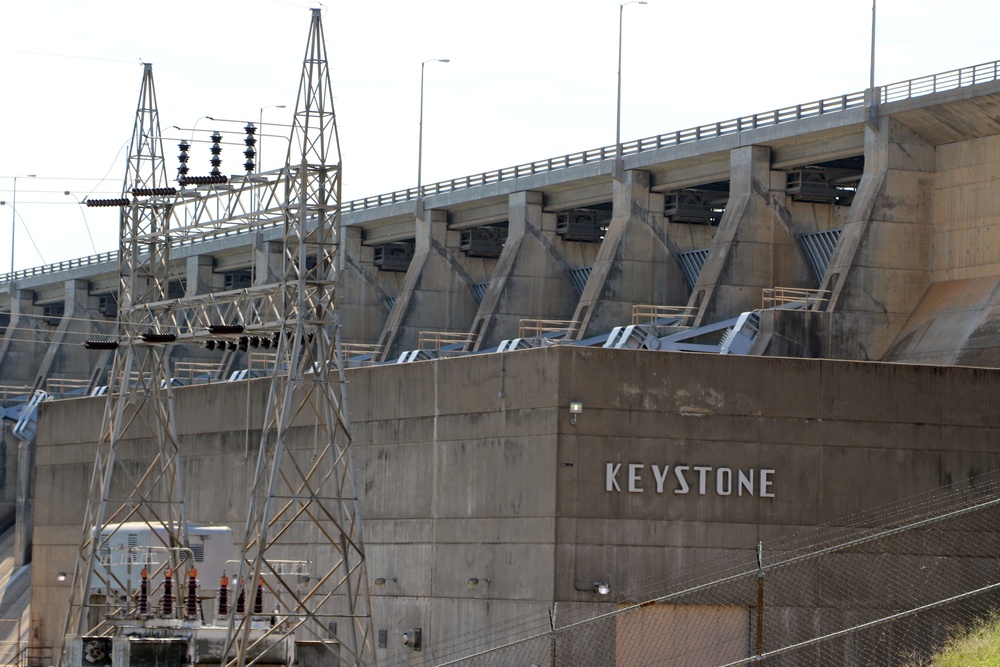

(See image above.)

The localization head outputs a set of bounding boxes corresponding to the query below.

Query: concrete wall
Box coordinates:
[933,133,1000,281]
[30,347,1000,661]
[880,132,1000,366]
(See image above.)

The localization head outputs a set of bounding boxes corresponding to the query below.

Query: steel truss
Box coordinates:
[62,63,192,649]
[223,9,373,666]
[61,9,373,667]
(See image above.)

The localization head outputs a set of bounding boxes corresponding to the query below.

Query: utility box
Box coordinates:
[94,523,234,599]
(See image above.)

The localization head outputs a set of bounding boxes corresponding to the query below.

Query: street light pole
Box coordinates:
[10,174,36,275]
[417,58,450,215]
[259,105,287,173]
[868,0,878,129]
[616,1,647,173]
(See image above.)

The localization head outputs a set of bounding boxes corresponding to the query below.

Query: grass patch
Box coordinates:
[908,612,1000,667]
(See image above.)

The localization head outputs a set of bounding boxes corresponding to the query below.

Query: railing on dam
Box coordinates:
[347,59,1000,210]
[5,58,1000,286]
[343,90,865,211]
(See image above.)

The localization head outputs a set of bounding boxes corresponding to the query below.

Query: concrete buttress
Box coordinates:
[823,118,935,360]
[573,170,688,338]
[470,191,580,350]
[692,146,812,326]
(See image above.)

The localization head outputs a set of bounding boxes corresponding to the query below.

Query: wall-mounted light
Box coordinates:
[403,627,422,651]
[569,401,583,425]
[56,572,67,582]
[593,581,610,595]
[466,577,490,589]
[374,576,396,589]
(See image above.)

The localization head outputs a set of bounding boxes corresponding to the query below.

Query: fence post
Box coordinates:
[756,541,765,658]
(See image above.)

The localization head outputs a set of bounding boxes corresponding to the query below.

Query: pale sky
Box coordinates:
[0,0,995,271]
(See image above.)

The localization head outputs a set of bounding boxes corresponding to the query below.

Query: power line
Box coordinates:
[0,48,138,65]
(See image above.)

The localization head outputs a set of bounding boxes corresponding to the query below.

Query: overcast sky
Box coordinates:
[0,0,996,270]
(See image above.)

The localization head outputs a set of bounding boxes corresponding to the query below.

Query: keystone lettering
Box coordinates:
[605,463,775,497]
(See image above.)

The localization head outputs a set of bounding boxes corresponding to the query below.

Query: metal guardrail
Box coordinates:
[44,378,91,396]
[0,386,32,403]
[5,58,1000,287]
[342,92,864,213]
[352,58,1000,213]
[341,343,383,358]
[762,287,832,310]
[880,60,1000,103]
[418,331,477,350]
[631,304,698,326]
[173,362,223,384]
[517,319,577,339]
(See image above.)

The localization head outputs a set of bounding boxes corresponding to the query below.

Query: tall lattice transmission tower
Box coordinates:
[61,8,374,667]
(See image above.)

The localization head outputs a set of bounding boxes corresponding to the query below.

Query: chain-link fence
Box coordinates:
[378,469,1000,666]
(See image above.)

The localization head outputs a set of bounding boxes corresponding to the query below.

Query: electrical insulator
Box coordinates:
[138,568,149,616]
[238,336,249,352]
[244,124,257,173]
[185,569,199,619]
[254,581,264,615]
[218,575,229,617]
[132,187,178,197]
[248,336,261,348]
[207,324,245,335]
[205,340,217,351]
[210,131,223,176]
[85,198,130,208]
[236,579,246,615]
[141,332,177,344]
[162,568,174,616]
[178,174,228,187]
[177,141,191,178]
[84,340,119,350]
[243,153,255,173]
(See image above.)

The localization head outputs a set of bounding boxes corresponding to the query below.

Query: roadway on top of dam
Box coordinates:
[6,58,1000,291]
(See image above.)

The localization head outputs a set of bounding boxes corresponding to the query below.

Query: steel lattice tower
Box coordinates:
[60,9,373,667]
[224,8,374,666]
[61,62,191,649]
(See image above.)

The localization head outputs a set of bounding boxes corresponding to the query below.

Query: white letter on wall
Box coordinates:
[674,466,690,494]
[694,466,712,495]
[628,464,644,493]
[652,465,670,494]
[606,463,621,492]
[716,468,732,496]
[760,469,775,498]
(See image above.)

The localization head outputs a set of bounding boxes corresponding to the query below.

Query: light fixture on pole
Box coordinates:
[9,174,36,275]
[417,58,450,216]
[258,105,287,173]
[616,1,647,178]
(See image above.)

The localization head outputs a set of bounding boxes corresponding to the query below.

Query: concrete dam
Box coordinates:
[5,13,1000,663]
